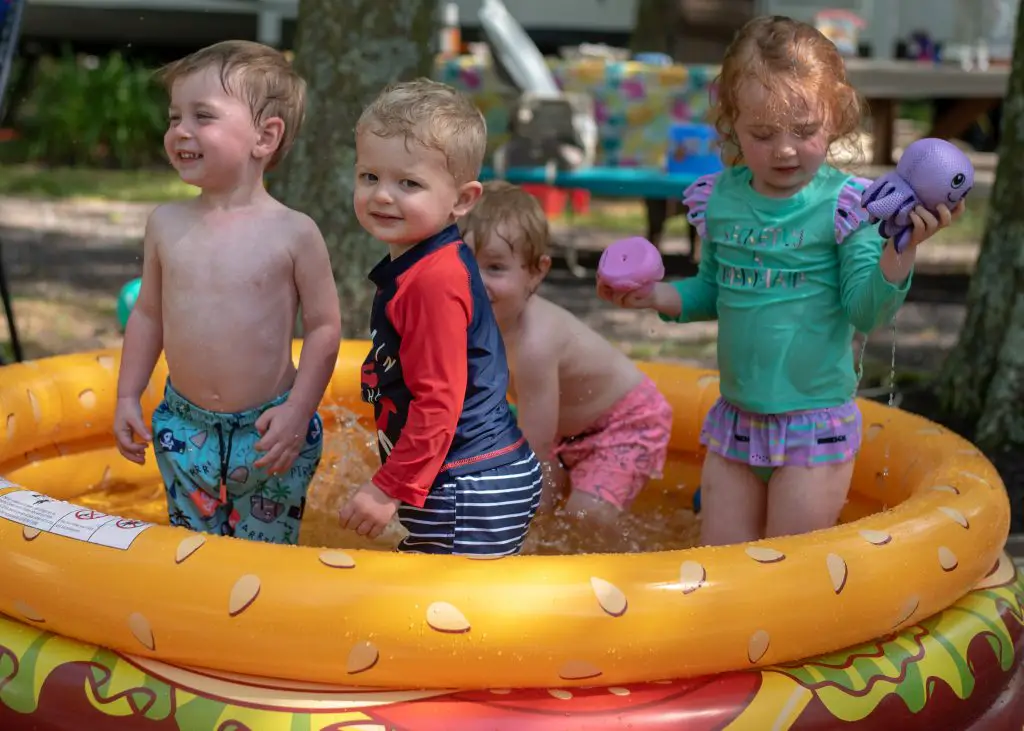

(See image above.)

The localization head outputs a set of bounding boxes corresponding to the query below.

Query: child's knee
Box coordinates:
[568,461,647,513]
[564,489,622,526]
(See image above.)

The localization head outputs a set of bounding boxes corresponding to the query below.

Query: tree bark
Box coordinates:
[271,0,438,336]
[935,0,1024,524]
[630,0,675,55]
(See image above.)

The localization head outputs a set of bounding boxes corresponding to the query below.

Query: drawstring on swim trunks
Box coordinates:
[214,422,235,506]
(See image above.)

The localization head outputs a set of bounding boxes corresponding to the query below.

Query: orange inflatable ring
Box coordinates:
[0,342,1021,731]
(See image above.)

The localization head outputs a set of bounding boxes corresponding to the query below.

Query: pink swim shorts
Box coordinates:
[553,376,673,510]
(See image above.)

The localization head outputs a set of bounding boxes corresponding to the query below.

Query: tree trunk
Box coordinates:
[630,0,675,55]
[935,0,1024,527]
[271,0,438,336]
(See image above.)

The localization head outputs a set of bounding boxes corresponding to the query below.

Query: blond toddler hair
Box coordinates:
[357,78,487,184]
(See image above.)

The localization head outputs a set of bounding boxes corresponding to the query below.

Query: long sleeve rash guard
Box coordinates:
[360,224,530,507]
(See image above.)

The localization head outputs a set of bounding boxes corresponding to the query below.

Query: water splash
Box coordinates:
[303,407,702,554]
[75,403,701,556]
[887,316,899,409]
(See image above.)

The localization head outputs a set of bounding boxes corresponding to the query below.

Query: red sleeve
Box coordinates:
[371,253,472,506]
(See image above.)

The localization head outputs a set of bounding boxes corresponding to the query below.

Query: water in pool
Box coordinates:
[73,405,701,554]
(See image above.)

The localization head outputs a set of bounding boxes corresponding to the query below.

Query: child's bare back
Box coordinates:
[152,196,322,412]
[462,181,673,528]
[508,295,641,439]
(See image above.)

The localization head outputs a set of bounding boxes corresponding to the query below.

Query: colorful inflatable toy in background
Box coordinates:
[116,277,141,331]
[0,341,1020,730]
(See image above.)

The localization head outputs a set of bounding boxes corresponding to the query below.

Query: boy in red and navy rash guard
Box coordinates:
[361,223,530,499]
[338,79,543,556]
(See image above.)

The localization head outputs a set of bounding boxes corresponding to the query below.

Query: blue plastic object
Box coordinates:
[478,166,701,200]
[692,486,702,514]
[666,123,724,176]
[634,52,673,67]
[116,278,141,331]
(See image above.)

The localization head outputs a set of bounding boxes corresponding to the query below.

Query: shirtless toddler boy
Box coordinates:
[113,40,342,545]
[461,182,673,530]
[338,80,543,557]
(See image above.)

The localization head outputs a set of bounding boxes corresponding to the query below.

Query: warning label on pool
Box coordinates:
[0,489,153,550]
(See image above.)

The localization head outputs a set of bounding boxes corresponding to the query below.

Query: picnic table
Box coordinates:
[844,58,1009,165]
[479,165,702,274]
[477,59,1008,266]
[479,165,699,201]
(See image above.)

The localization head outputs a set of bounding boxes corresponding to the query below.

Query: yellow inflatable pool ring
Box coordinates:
[0,342,1021,731]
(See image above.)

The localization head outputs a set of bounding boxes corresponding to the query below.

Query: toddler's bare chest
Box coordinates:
[162,238,292,291]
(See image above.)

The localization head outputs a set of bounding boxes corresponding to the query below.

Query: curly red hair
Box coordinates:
[712,15,866,164]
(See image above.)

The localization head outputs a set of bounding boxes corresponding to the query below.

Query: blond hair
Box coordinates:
[460,181,550,271]
[357,78,487,184]
[714,15,865,164]
[157,40,306,168]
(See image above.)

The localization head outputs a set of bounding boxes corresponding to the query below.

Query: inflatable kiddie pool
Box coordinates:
[0,341,1021,730]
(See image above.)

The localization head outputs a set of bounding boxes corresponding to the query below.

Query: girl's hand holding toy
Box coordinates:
[596,236,668,309]
[860,137,974,253]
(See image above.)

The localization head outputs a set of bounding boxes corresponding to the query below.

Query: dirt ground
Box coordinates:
[0,196,975,382]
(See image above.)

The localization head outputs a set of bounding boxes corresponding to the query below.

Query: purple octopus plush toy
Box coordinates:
[860,137,974,253]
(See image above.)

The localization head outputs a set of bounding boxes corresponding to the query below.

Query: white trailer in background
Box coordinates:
[21,0,1007,62]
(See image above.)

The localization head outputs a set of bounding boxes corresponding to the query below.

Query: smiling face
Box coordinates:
[948,171,970,201]
[733,80,830,197]
[354,130,480,255]
[163,66,271,190]
[935,167,973,208]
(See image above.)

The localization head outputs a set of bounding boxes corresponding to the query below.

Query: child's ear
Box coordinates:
[453,181,483,218]
[528,254,552,294]
[254,116,285,161]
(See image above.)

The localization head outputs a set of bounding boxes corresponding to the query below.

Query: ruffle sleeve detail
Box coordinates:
[682,172,721,240]
[835,176,874,244]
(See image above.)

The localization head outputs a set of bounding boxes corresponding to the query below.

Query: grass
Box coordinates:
[0,163,989,244]
[933,198,988,245]
[0,164,193,202]
[560,200,694,236]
